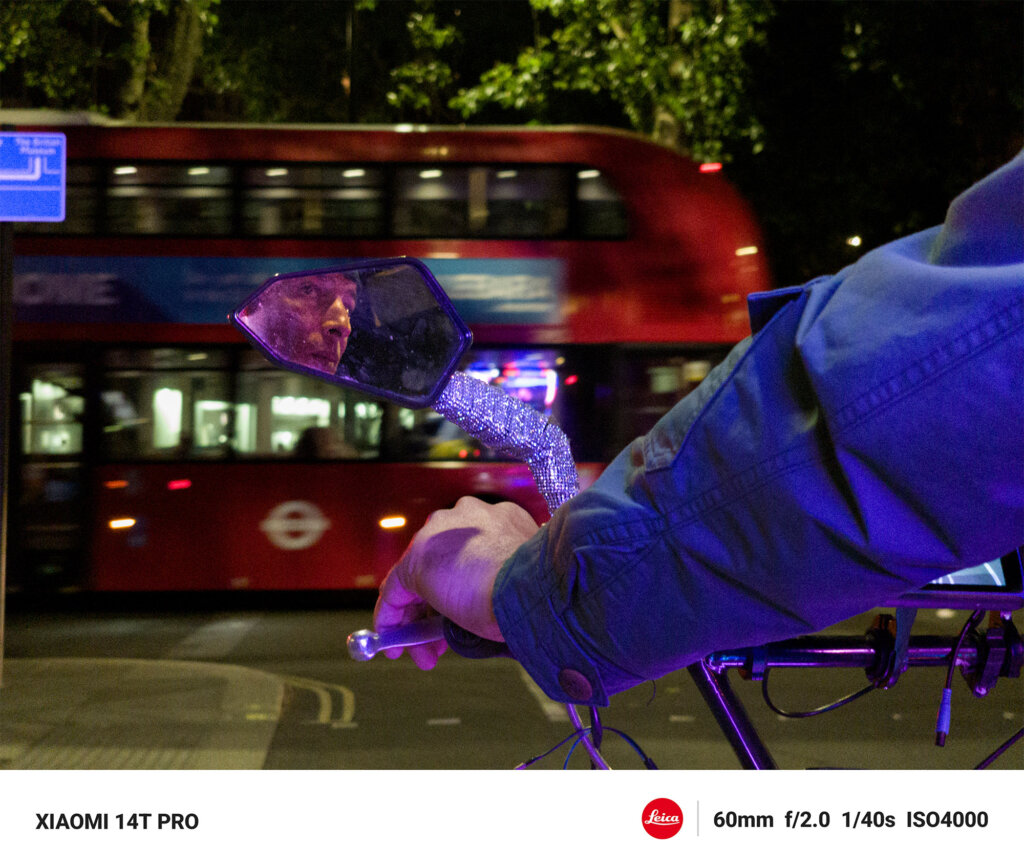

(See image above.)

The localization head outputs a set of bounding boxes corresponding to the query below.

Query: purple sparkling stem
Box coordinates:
[432,371,579,516]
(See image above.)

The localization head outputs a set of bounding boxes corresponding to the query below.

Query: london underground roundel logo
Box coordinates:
[260,500,331,550]
[642,798,683,839]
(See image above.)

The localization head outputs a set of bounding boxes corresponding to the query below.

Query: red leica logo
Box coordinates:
[642,798,683,839]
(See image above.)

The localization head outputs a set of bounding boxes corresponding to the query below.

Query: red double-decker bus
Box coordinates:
[8,113,770,593]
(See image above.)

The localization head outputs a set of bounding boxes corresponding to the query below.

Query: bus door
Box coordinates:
[14,362,88,592]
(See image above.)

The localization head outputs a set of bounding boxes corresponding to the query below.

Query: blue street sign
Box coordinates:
[0,132,66,222]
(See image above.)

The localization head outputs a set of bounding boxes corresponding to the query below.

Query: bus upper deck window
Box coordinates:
[393,165,571,239]
[392,167,470,238]
[575,168,628,239]
[484,166,569,238]
[105,163,232,235]
[242,164,385,237]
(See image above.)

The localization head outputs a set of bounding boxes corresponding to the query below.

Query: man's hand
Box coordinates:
[373,497,539,669]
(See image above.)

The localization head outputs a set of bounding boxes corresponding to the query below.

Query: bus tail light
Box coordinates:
[379,516,407,530]
[108,517,136,530]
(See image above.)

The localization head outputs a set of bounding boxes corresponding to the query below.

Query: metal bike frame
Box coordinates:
[691,635,985,770]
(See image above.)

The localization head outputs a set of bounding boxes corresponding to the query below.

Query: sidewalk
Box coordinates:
[0,657,284,769]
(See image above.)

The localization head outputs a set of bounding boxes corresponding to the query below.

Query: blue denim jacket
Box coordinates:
[493,153,1024,706]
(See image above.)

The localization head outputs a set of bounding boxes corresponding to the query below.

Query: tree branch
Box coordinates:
[117,6,151,119]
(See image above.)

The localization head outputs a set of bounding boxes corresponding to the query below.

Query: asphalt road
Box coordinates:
[4,600,1021,770]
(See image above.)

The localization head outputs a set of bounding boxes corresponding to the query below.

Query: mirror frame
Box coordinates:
[230,256,473,408]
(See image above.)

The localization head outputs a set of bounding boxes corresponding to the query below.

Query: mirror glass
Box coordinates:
[231,258,472,408]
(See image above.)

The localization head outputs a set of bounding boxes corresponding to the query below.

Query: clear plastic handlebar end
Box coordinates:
[347,629,379,662]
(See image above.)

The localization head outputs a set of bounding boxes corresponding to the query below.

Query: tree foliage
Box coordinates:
[451,0,773,161]
[386,2,462,123]
[195,1,382,123]
[0,0,219,120]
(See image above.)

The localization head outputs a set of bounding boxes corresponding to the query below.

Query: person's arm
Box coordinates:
[492,154,1024,705]
[375,154,1024,705]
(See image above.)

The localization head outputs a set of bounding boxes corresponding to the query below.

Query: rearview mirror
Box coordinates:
[231,258,472,408]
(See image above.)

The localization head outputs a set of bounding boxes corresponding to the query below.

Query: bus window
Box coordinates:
[484,166,569,237]
[384,408,472,460]
[20,365,86,456]
[576,168,628,238]
[377,346,619,463]
[235,351,382,458]
[242,164,386,237]
[106,163,233,235]
[15,162,98,235]
[100,348,233,460]
[387,348,574,461]
[394,165,571,238]
[393,166,470,237]
[464,348,565,416]
[615,349,727,444]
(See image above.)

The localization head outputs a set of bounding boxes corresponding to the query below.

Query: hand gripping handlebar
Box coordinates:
[347,371,579,662]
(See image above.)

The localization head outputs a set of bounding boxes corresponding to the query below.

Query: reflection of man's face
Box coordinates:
[259,273,358,373]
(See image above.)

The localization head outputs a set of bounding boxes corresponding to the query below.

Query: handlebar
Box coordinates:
[708,612,1021,691]
[706,635,978,672]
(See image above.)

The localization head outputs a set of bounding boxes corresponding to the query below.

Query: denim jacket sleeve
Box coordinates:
[492,153,1024,706]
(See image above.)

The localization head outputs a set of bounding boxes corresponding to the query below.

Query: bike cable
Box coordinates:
[760,668,878,718]
[514,729,593,770]
[974,725,1024,769]
[760,608,991,723]
[514,716,658,770]
[935,608,985,747]
[561,726,659,770]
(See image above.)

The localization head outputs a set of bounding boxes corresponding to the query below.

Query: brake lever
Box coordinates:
[347,615,510,661]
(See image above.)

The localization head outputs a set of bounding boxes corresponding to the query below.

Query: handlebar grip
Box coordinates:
[443,619,511,659]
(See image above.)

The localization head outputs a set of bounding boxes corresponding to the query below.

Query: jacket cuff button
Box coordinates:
[557,668,593,703]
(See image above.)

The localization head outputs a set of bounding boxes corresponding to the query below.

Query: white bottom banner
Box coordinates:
[0,769,1017,866]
